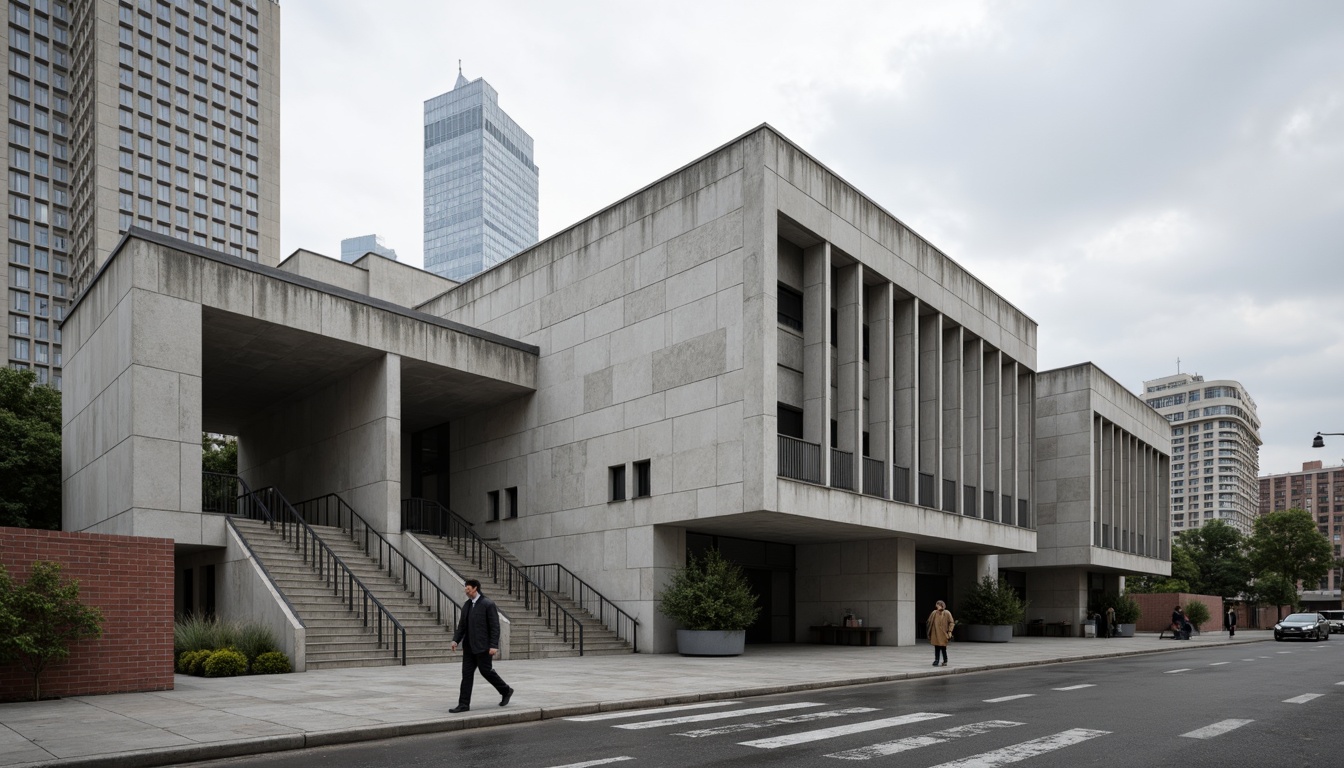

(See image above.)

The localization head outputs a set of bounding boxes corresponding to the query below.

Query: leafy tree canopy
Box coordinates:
[0,561,104,701]
[0,367,61,530]
[1174,520,1251,598]
[1248,508,1335,591]
[202,434,238,475]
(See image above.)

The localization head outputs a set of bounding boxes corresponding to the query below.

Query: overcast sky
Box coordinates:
[279,1,1344,477]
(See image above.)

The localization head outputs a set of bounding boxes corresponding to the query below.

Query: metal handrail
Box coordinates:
[401,498,585,654]
[293,494,461,633]
[205,472,307,627]
[247,486,407,664]
[223,516,306,628]
[524,562,638,653]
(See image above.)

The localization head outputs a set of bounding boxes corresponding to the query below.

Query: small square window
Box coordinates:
[634,460,651,498]
[487,490,500,521]
[506,487,518,519]
[609,465,626,502]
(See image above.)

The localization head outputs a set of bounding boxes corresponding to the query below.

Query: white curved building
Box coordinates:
[1142,374,1261,534]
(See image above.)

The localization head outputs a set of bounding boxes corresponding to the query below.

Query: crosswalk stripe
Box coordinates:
[614,702,822,729]
[740,712,950,749]
[1164,669,1191,674]
[544,758,635,768]
[1181,719,1254,739]
[1335,681,1344,686]
[1283,694,1323,704]
[1209,662,1229,666]
[675,707,878,738]
[565,701,737,722]
[925,728,1110,767]
[983,694,1034,703]
[1051,684,1093,691]
[825,720,1023,760]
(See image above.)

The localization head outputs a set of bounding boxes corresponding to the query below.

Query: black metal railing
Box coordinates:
[203,471,253,515]
[245,486,407,664]
[861,457,884,497]
[223,515,306,629]
[893,465,910,503]
[401,498,585,654]
[918,473,935,507]
[778,435,822,484]
[524,563,638,652]
[830,448,853,490]
[294,494,461,634]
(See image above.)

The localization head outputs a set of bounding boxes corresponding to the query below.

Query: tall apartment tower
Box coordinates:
[5,0,280,389]
[422,68,537,281]
[1142,373,1262,535]
[1259,460,1344,592]
[340,233,397,263]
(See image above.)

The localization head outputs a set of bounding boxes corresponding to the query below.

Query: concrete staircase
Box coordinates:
[409,532,634,658]
[232,518,457,669]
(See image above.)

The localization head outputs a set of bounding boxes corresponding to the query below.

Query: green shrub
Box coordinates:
[234,622,280,665]
[251,651,291,674]
[960,576,1027,626]
[177,649,211,675]
[1184,601,1211,630]
[658,549,760,631]
[203,648,247,677]
[174,614,228,656]
[1113,595,1141,624]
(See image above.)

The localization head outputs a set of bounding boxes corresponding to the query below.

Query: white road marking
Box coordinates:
[1165,669,1191,674]
[1051,684,1094,691]
[544,758,635,768]
[1180,719,1254,739]
[565,701,737,722]
[1209,662,1229,666]
[983,694,1035,703]
[1277,651,1292,654]
[614,702,822,729]
[925,728,1110,767]
[826,720,1023,760]
[1335,681,1344,686]
[1283,694,1323,704]
[675,708,877,737]
[1241,659,1255,662]
[740,712,951,749]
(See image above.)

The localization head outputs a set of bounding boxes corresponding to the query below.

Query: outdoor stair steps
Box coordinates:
[231,518,458,669]
[409,532,633,658]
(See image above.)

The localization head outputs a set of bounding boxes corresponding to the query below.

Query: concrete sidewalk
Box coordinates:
[0,630,1272,768]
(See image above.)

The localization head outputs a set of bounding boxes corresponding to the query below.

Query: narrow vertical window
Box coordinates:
[634,460,651,498]
[488,490,500,521]
[506,487,518,519]
[610,465,626,502]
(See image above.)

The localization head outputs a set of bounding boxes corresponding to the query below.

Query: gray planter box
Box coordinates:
[1114,623,1135,637]
[963,624,1013,643]
[676,629,746,656]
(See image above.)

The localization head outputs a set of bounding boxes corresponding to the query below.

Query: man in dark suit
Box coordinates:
[449,579,513,713]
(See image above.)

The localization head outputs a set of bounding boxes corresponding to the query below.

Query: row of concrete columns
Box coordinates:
[1095,416,1170,559]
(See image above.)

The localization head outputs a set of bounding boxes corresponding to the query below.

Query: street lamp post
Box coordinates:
[1312,432,1344,448]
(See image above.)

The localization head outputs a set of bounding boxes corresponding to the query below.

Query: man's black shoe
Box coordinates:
[449,705,470,713]
[500,687,514,707]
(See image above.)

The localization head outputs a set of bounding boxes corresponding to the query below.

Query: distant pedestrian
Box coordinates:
[449,579,514,712]
[927,600,955,666]
[1225,606,1237,637]
[1104,605,1116,639]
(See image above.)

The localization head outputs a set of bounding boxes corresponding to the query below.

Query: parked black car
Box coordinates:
[1274,612,1331,641]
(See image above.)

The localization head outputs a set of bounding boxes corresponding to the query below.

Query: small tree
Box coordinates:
[1184,601,1211,630]
[0,367,62,530]
[960,576,1027,626]
[0,561,104,701]
[1249,573,1299,619]
[658,549,760,631]
[1248,509,1334,593]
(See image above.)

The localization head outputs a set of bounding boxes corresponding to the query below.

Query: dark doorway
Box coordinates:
[182,567,194,616]
[411,422,451,505]
[686,532,795,643]
[914,550,952,640]
[203,564,217,618]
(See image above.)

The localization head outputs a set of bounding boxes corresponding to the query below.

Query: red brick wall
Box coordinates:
[1132,592,1227,632]
[0,527,174,701]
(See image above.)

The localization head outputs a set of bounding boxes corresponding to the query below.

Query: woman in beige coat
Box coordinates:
[926,600,954,666]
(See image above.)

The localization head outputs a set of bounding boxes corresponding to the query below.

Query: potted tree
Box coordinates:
[959,576,1026,642]
[658,549,760,656]
[1111,594,1141,637]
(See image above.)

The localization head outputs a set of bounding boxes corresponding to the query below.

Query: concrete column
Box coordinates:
[892,298,918,501]
[918,312,941,507]
[835,263,862,489]
[867,282,894,498]
[895,537,916,645]
[802,243,831,481]
[983,348,1001,520]
[963,338,983,516]
[941,323,963,513]
[1018,367,1034,527]
[1000,360,1017,524]
[61,244,204,541]
[742,136,777,514]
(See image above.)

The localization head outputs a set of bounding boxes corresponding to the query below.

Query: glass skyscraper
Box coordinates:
[422,69,537,281]
[340,233,397,263]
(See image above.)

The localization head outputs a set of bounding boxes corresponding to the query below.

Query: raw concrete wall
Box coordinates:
[219,524,307,671]
[796,538,914,646]
[238,354,401,532]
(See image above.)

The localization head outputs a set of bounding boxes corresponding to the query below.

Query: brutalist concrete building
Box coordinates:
[61,126,1170,656]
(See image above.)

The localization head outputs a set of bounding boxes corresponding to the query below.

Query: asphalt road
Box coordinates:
[190,637,1343,768]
